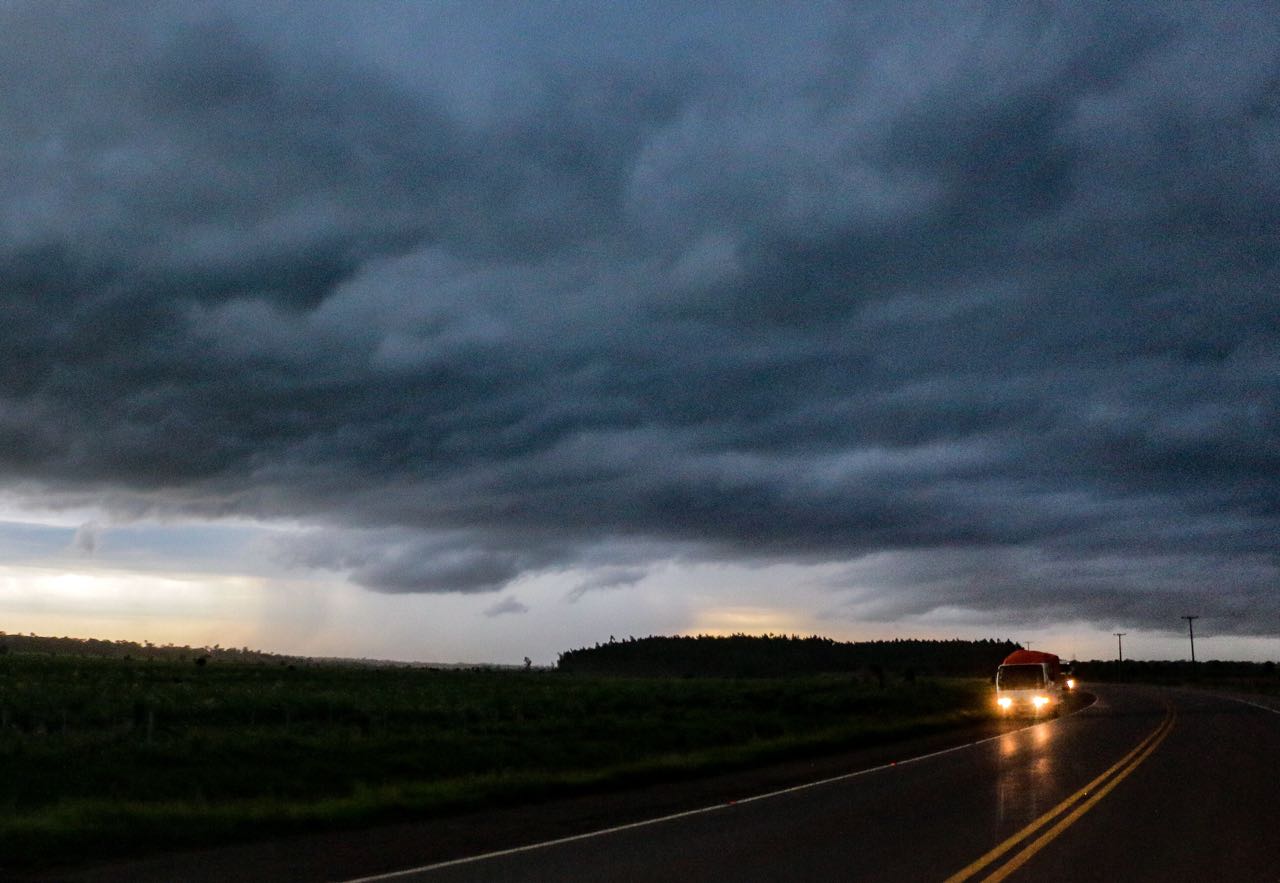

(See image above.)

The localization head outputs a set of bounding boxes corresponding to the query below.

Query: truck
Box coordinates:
[994,649,1075,716]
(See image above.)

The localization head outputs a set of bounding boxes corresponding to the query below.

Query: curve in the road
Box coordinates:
[341,702,1098,883]
[946,704,1174,882]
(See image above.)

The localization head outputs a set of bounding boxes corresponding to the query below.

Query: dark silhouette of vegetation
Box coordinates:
[0,631,288,664]
[557,634,1021,678]
[1074,658,1280,691]
[0,631,526,671]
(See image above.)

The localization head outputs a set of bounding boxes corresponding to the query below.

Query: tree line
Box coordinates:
[1074,658,1278,683]
[0,632,287,665]
[556,634,1022,678]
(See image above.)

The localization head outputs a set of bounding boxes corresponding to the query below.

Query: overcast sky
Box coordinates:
[1,1,1277,663]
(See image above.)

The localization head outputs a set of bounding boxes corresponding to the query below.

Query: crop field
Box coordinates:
[0,653,990,870]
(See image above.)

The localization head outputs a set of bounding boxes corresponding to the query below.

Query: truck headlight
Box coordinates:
[997,696,1012,708]
[1032,695,1049,707]
[1066,678,1076,690]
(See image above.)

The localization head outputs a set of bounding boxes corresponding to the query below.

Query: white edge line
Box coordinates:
[1224,696,1280,715]
[338,708,1087,883]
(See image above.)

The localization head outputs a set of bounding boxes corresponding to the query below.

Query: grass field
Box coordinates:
[0,653,991,870]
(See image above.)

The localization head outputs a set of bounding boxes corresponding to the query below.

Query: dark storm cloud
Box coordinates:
[483,596,529,618]
[822,544,1280,639]
[2,2,1278,637]
[277,528,570,594]
[567,568,648,603]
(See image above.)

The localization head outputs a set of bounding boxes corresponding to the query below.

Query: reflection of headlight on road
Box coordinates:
[997,696,1012,708]
[1032,695,1050,707]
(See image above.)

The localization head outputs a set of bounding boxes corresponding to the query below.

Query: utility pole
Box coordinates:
[1114,632,1126,663]
[1181,615,1199,663]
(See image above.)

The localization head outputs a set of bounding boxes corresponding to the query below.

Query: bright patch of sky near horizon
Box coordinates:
[1,513,1273,664]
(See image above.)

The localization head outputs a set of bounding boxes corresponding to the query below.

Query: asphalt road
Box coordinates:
[343,685,1280,883]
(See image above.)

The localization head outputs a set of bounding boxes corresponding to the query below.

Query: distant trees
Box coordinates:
[0,631,286,664]
[556,634,1021,679]
[1074,658,1280,684]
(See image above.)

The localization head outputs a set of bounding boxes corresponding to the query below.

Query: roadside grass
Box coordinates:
[1209,677,1280,700]
[0,654,990,870]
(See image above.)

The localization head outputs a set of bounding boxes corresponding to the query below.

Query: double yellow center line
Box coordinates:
[945,707,1176,882]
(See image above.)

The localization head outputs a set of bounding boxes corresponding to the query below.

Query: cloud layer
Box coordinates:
[2,2,1278,637]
